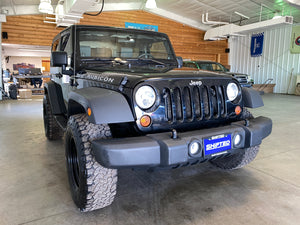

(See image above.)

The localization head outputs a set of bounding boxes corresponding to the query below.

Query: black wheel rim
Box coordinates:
[67,137,80,189]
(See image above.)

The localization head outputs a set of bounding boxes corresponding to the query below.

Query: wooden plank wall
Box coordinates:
[2,10,228,65]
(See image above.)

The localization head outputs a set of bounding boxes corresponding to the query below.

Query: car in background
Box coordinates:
[183,60,253,87]
[226,72,254,88]
[183,60,229,72]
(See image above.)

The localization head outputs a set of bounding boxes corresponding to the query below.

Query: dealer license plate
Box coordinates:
[204,134,231,156]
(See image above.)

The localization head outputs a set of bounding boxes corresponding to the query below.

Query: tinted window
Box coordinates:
[184,62,197,69]
[60,33,70,51]
[79,30,174,60]
[211,63,223,71]
[52,39,60,52]
[197,63,213,71]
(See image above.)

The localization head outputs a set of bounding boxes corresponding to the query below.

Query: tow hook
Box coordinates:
[171,129,178,139]
[244,119,250,127]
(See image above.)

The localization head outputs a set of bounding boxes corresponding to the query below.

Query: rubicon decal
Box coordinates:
[78,73,115,83]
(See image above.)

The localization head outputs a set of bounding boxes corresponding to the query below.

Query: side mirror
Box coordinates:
[176,56,183,68]
[51,51,67,67]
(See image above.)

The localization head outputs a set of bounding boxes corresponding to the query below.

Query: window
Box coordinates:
[198,63,212,71]
[150,42,168,59]
[60,33,70,51]
[79,30,174,60]
[185,63,197,69]
[52,39,60,52]
[211,63,223,71]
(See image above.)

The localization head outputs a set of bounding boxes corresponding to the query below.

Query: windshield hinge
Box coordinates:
[119,76,128,92]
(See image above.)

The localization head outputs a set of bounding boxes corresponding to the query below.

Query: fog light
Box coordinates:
[189,141,201,156]
[140,115,151,127]
[234,134,241,146]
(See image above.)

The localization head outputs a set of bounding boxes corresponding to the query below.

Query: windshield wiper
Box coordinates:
[137,58,166,66]
[81,58,112,62]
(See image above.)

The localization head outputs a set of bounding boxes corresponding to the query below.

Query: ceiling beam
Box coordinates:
[145,8,211,31]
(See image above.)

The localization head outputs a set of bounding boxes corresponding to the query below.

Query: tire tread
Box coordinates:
[67,114,117,212]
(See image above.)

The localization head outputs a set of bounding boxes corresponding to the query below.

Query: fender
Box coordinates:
[68,87,134,124]
[44,81,67,115]
[242,87,264,108]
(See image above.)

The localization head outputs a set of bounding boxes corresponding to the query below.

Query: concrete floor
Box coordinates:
[0,94,299,225]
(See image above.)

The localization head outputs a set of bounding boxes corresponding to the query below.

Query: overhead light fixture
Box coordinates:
[234,11,250,20]
[145,0,157,9]
[39,0,53,14]
[18,48,50,52]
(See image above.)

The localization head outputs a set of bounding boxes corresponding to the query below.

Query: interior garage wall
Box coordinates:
[6,56,42,73]
[229,24,298,94]
[2,11,228,65]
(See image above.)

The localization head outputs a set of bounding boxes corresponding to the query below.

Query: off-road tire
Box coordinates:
[43,94,63,140]
[210,145,260,170]
[210,108,259,170]
[65,114,118,212]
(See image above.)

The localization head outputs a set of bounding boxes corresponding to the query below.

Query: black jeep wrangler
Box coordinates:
[44,25,272,212]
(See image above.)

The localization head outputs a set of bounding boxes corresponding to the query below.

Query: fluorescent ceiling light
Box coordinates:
[39,0,53,14]
[285,0,300,6]
[146,0,157,9]
[18,48,50,52]
[234,11,250,19]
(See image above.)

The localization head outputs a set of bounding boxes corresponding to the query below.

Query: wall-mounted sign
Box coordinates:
[250,33,264,57]
[290,25,300,54]
[125,22,158,32]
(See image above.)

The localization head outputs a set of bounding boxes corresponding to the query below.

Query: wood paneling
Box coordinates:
[2,11,228,65]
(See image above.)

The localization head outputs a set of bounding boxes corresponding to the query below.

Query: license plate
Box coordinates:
[204,134,231,156]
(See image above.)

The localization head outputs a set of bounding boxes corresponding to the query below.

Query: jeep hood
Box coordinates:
[84,69,233,89]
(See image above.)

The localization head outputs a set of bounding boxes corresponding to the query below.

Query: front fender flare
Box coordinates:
[68,87,134,124]
[44,81,66,115]
[242,87,264,108]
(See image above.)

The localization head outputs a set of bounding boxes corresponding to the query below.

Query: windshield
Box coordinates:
[78,29,177,73]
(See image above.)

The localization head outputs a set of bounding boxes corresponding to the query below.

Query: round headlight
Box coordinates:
[227,82,239,101]
[135,85,156,109]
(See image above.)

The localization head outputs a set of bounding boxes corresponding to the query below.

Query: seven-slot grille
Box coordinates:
[163,85,227,123]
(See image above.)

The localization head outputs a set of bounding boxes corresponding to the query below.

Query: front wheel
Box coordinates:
[210,145,260,170]
[65,114,118,212]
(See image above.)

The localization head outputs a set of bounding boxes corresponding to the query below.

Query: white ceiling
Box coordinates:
[0,0,300,29]
[1,0,300,57]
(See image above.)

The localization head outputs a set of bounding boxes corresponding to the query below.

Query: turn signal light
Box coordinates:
[87,107,92,116]
[235,106,242,115]
[140,115,151,127]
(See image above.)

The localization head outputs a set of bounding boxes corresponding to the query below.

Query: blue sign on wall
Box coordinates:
[125,22,158,32]
[250,33,264,57]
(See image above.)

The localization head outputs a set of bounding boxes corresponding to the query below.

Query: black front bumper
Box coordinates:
[92,116,272,169]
